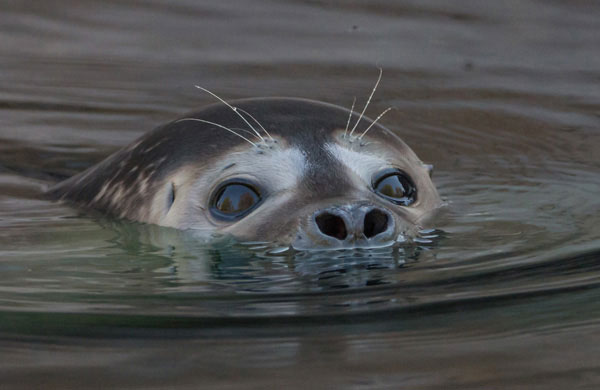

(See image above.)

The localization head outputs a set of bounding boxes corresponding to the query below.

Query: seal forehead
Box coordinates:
[196,142,308,195]
[293,139,354,198]
[324,143,390,186]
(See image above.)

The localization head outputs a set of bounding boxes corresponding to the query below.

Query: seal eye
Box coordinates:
[210,181,261,220]
[373,170,417,206]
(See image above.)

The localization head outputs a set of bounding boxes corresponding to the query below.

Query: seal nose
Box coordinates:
[315,213,348,240]
[314,205,392,242]
[363,209,389,238]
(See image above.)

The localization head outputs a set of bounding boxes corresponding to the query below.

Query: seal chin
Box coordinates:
[291,203,403,251]
[292,234,397,251]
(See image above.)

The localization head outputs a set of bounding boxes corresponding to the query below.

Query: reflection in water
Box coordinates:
[1,0,600,388]
[93,219,442,295]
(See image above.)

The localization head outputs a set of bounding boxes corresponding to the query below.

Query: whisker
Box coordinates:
[236,108,273,140]
[174,118,257,147]
[194,86,264,142]
[358,107,394,139]
[344,97,356,137]
[349,67,383,137]
[230,127,261,138]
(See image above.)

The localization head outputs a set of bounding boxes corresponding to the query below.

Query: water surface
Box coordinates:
[1,0,600,388]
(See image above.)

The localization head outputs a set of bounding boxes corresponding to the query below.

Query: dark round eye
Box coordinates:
[210,181,261,220]
[372,170,417,206]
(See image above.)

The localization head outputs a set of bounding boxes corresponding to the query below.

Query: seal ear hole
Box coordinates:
[424,164,434,178]
[166,182,176,211]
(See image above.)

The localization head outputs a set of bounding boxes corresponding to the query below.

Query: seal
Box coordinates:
[48,80,442,249]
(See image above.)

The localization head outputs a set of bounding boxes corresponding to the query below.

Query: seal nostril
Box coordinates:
[315,213,348,240]
[364,209,389,238]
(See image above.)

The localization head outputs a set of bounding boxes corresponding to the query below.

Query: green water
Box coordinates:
[1,0,600,388]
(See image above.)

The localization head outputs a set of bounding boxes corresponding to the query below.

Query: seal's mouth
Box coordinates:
[291,232,404,251]
[234,226,443,255]
[288,226,444,252]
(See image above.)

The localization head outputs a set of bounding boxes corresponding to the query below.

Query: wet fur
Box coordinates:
[48,95,441,245]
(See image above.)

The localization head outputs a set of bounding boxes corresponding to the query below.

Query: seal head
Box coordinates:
[48,98,441,249]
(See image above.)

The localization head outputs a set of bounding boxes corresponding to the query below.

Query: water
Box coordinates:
[1,0,600,388]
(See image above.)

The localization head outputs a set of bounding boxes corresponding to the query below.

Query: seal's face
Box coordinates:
[49,98,441,250]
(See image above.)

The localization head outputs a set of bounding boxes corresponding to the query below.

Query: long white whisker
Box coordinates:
[344,97,356,137]
[349,67,383,137]
[194,86,264,142]
[230,127,261,138]
[358,107,394,139]
[174,118,256,147]
[236,108,273,140]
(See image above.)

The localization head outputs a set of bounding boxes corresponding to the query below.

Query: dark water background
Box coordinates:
[1,0,600,388]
